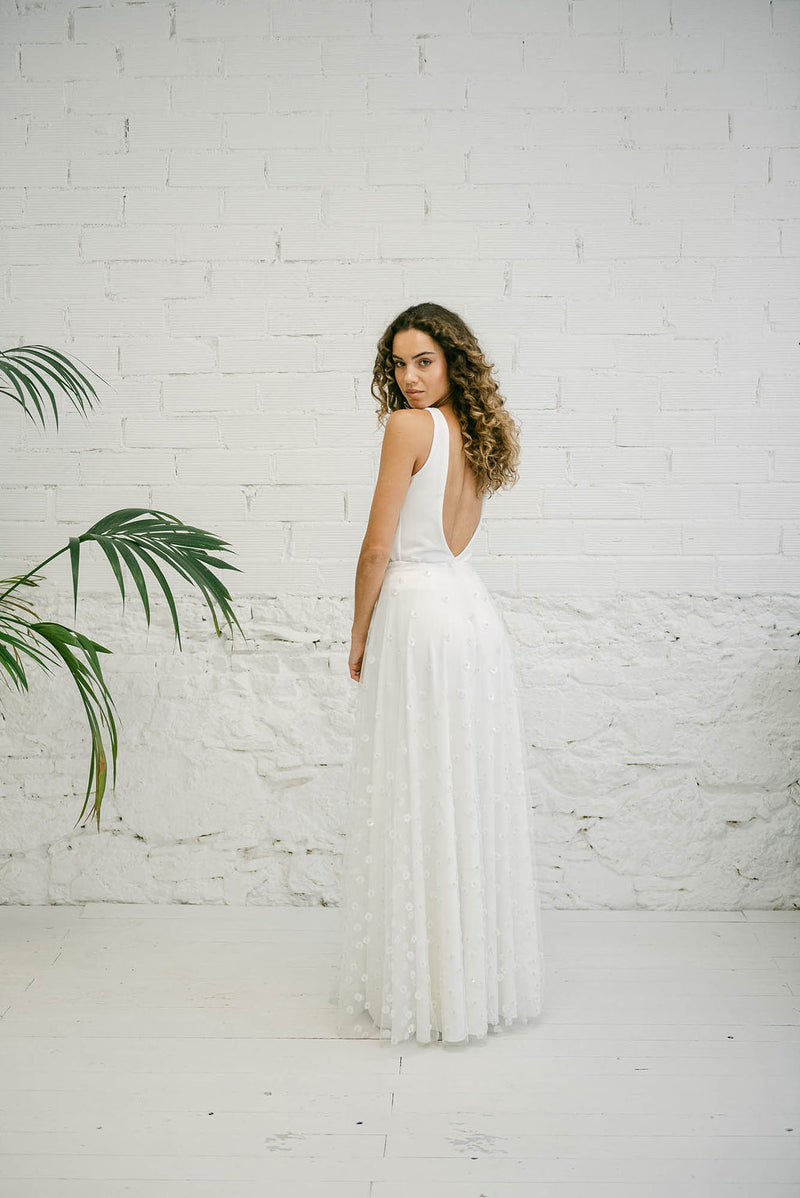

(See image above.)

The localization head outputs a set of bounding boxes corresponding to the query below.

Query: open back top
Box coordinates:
[389,405,486,565]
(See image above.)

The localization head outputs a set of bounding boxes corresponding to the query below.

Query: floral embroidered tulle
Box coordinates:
[334,404,545,1045]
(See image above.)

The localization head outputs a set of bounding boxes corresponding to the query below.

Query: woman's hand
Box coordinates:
[349,632,366,682]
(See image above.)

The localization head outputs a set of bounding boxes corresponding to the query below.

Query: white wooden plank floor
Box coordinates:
[0,905,798,1197]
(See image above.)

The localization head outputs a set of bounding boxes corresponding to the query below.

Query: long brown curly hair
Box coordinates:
[371,302,521,499]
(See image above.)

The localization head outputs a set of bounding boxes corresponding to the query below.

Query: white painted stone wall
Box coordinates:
[1,588,799,908]
[0,0,798,907]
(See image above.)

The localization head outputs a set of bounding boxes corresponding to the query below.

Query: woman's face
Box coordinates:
[391,328,450,409]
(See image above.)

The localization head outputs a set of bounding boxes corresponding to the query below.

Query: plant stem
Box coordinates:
[0,546,68,602]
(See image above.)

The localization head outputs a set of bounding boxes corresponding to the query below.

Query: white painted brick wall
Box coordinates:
[0,0,798,907]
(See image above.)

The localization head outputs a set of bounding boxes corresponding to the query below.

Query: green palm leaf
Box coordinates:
[0,344,107,431]
[1,508,247,650]
[0,510,248,829]
[29,621,117,832]
[0,579,115,830]
[1,344,249,831]
[82,508,247,646]
[0,575,61,693]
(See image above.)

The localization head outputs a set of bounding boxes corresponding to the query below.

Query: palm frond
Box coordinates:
[77,508,248,648]
[0,344,108,431]
[0,571,44,622]
[0,574,61,695]
[0,615,62,692]
[0,346,250,832]
[30,621,117,832]
[0,510,247,827]
[0,509,248,651]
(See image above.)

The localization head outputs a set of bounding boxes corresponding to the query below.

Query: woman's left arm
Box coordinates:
[348,410,420,680]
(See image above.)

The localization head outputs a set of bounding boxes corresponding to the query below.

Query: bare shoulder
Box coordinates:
[382,408,431,472]
[385,407,429,428]
[384,406,430,444]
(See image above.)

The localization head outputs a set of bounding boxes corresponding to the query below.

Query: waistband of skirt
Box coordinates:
[386,557,472,569]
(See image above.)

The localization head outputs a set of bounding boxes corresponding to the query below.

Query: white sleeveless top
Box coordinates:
[388,405,487,565]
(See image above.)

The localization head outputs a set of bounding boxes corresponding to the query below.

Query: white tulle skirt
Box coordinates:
[335,557,545,1046]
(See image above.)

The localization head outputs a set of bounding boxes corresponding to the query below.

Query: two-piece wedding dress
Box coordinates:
[335,404,545,1045]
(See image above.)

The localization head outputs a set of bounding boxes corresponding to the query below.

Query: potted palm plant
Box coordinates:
[0,344,247,832]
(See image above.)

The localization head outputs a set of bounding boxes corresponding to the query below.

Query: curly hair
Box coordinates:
[370,302,521,499]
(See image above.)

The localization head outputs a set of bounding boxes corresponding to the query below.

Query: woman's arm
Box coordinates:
[351,549,391,644]
[348,409,423,679]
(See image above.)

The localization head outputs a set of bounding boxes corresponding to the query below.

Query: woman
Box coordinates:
[336,302,545,1046]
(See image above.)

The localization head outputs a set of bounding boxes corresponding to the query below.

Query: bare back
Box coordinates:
[411,405,483,560]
